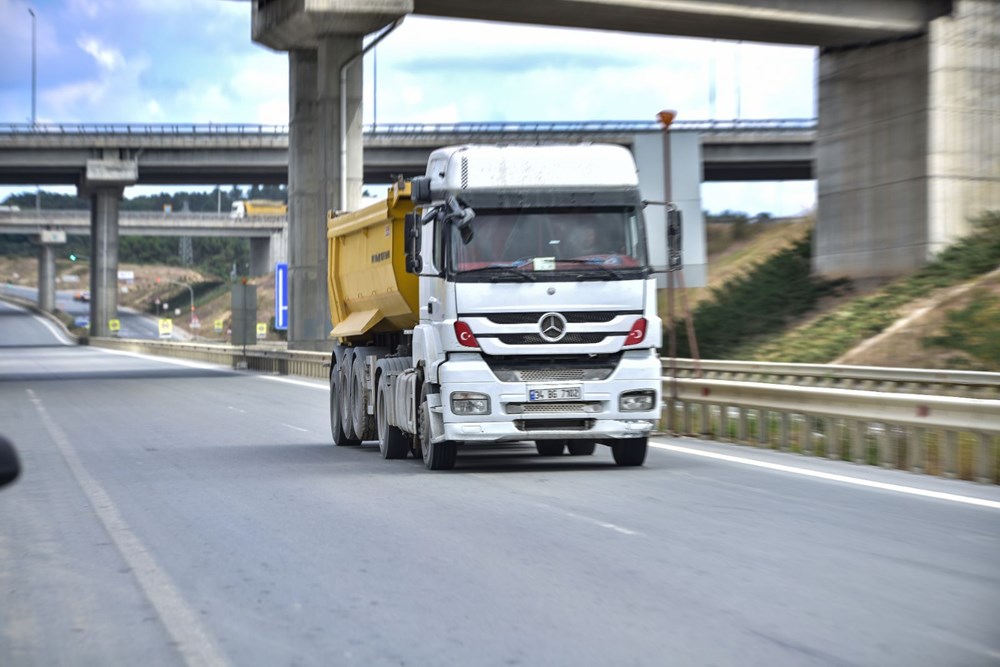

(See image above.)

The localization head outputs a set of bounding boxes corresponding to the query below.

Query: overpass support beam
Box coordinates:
[815,0,1000,279]
[249,237,272,277]
[80,157,136,337]
[88,186,123,337]
[37,244,55,312]
[253,0,410,350]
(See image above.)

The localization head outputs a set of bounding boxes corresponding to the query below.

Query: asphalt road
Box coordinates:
[1,310,999,666]
[1,284,176,339]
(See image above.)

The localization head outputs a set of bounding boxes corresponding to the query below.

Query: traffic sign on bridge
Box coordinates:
[275,262,288,331]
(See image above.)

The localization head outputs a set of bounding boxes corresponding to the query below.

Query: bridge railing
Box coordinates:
[0,118,817,137]
[86,337,999,483]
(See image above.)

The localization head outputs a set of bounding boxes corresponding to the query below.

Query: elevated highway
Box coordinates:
[0,210,284,238]
[0,119,815,186]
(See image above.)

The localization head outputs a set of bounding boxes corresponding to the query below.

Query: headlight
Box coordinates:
[451,392,491,415]
[619,390,655,412]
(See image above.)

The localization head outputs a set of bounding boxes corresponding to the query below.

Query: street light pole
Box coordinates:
[28,7,39,213]
[28,8,35,127]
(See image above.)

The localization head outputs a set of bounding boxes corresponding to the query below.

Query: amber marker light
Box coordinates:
[657,110,677,129]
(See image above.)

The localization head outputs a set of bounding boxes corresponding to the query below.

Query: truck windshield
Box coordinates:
[449,206,648,277]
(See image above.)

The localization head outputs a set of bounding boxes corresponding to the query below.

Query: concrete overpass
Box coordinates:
[1,210,288,298]
[0,119,815,186]
[247,0,998,349]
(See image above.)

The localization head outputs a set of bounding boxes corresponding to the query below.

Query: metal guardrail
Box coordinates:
[0,123,289,135]
[667,377,1000,484]
[0,119,817,137]
[663,359,1000,398]
[87,338,999,483]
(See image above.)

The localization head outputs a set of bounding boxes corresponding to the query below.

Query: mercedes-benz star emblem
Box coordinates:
[538,312,567,342]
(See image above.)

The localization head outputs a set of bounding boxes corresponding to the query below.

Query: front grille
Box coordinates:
[515,419,595,432]
[498,333,609,345]
[482,311,627,325]
[517,369,586,381]
[507,402,602,414]
[486,353,621,382]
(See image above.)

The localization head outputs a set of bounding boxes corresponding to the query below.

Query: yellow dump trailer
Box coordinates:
[326,182,419,343]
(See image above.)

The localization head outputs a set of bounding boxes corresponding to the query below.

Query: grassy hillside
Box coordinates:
[695,212,1000,370]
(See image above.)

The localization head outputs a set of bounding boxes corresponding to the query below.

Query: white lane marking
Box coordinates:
[536,503,639,536]
[27,389,230,667]
[282,423,309,433]
[35,312,74,345]
[650,441,1000,511]
[227,406,246,414]
[257,375,327,390]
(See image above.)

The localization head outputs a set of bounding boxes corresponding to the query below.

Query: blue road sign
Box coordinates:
[275,262,288,330]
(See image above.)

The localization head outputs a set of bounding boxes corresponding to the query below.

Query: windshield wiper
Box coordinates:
[456,265,537,282]
[553,259,625,279]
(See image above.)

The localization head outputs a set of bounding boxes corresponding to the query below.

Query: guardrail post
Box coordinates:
[828,418,841,460]
[850,420,865,464]
[756,408,768,448]
[907,426,925,474]
[779,412,790,451]
[699,403,710,438]
[976,433,995,484]
[943,430,958,478]
[802,415,814,455]
[682,401,692,435]
[738,408,749,444]
[877,425,892,468]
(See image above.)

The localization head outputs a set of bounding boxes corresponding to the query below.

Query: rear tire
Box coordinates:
[566,440,596,456]
[536,440,566,457]
[338,349,358,442]
[611,437,647,466]
[352,355,377,441]
[330,361,361,447]
[376,371,410,459]
[418,388,456,470]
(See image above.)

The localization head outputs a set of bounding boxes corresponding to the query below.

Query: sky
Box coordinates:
[0,0,817,215]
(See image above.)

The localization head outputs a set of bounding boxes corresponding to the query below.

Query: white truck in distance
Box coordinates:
[327,144,665,470]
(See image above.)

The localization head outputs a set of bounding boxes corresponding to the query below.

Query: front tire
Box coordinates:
[611,437,647,466]
[566,440,596,456]
[536,440,566,457]
[418,388,456,470]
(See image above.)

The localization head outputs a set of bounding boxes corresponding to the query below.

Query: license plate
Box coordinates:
[528,385,582,401]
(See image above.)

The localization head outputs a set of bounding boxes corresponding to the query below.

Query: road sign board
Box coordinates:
[275,262,288,330]
[40,230,66,244]
[108,318,120,333]
[214,319,224,333]
[256,322,267,339]
[158,319,173,339]
[190,315,201,329]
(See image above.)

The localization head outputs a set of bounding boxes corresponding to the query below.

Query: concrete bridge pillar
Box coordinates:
[80,157,136,337]
[815,0,1000,279]
[249,237,272,277]
[252,0,410,350]
[88,186,123,337]
[37,243,55,312]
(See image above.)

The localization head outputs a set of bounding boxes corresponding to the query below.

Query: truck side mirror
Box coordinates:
[404,212,423,274]
[411,177,432,204]
[667,207,683,270]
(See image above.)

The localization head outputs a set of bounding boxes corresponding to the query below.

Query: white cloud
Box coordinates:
[77,35,124,70]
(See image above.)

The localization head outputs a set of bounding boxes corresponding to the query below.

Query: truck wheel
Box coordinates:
[338,350,358,441]
[566,440,596,456]
[535,440,566,456]
[352,355,377,441]
[418,391,456,470]
[376,371,410,459]
[611,437,647,466]
[330,363,360,447]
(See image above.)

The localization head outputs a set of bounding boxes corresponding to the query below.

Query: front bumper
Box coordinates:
[436,350,660,444]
